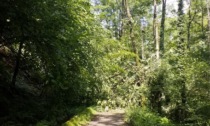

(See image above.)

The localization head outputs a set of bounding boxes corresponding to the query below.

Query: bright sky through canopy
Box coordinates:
[166,0,189,17]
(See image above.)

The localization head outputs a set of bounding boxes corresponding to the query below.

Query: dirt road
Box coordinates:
[86,110,127,126]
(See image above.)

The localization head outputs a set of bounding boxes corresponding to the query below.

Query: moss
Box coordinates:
[62,107,96,126]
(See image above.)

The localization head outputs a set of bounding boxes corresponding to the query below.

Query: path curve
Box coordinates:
[86,110,127,126]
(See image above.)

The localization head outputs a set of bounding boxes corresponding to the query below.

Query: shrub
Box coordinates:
[126,107,174,126]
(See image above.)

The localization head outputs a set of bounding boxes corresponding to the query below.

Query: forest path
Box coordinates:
[86,109,128,126]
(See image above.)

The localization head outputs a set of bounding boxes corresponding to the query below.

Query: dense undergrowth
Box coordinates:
[125,105,210,126]
[125,107,174,126]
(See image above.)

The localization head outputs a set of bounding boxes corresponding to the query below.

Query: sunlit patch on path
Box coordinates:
[86,110,127,126]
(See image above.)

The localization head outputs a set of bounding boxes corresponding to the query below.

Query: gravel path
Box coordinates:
[86,110,128,126]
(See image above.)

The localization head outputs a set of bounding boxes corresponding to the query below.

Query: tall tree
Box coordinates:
[186,0,198,49]
[206,0,210,48]
[177,0,185,51]
[160,0,166,54]
[153,0,160,60]
[150,0,163,115]
[11,37,23,87]
[201,0,205,34]
[122,0,139,64]
[187,0,192,49]
[177,0,187,122]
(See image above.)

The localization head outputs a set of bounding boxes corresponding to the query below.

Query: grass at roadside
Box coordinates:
[125,106,174,126]
[62,107,96,126]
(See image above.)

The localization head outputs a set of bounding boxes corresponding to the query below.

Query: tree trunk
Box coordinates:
[177,0,185,52]
[206,0,210,48]
[202,0,204,35]
[119,1,125,39]
[154,0,159,60]
[152,0,162,114]
[187,0,191,49]
[123,0,139,64]
[155,25,159,60]
[153,0,157,42]
[11,40,24,87]
[177,0,187,122]
[160,0,166,54]
[142,30,145,60]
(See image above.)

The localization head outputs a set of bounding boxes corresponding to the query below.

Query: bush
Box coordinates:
[126,107,174,126]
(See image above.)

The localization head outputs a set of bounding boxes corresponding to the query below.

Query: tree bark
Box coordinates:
[152,0,162,114]
[160,0,166,54]
[187,0,191,49]
[177,0,185,52]
[177,0,187,122]
[123,0,139,64]
[206,0,210,48]
[186,0,198,49]
[154,0,159,60]
[202,0,204,35]
[119,0,125,39]
[153,0,157,41]
[142,30,145,60]
[11,40,24,87]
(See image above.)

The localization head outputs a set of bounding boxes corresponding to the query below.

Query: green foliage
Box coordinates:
[91,33,146,108]
[196,105,210,120]
[0,0,210,125]
[0,0,101,125]
[148,66,166,113]
[126,107,174,126]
